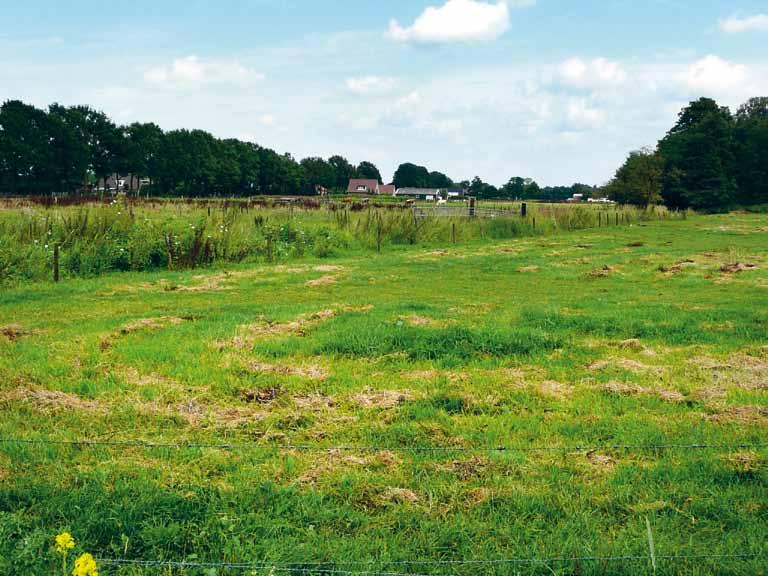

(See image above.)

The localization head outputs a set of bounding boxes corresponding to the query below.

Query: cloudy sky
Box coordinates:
[1,0,767,186]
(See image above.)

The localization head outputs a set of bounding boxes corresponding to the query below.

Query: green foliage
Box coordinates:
[659,98,737,210]
[604,148,664,206]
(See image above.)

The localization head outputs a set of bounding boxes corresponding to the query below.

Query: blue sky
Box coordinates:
[1,0,767,186]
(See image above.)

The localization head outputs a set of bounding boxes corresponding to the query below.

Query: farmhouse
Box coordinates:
[347,179,382,195]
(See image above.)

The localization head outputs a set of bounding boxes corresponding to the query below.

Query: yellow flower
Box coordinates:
[72,553,99,576]
[55,532,76,554]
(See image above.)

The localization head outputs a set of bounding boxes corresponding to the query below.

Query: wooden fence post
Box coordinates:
[452,222,456,244]
[53,243,60,283]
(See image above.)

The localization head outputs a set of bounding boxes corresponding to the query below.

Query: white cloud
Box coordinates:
[346,76,396,95]
[387,0,512,44]
[559,57,627,87]
[679,55,747,92]
[719,13,768,33]
[566,99,606,127]
[144,55,263,87]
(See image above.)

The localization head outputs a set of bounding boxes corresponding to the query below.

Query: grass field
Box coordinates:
[0,212,766,575]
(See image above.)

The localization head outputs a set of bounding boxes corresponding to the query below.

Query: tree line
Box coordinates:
[0,100,384,197]
[391,161,596,201]
[604,97,767,210]
[2,96,764,208]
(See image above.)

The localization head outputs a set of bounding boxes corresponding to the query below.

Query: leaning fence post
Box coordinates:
[53,243,60,283]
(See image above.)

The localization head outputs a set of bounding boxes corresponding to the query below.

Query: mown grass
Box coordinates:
[0,211,766,575]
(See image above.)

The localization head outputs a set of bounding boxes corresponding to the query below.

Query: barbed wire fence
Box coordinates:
[1,436,765,454]
[93,551,764,575]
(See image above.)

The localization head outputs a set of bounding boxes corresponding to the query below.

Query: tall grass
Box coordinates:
[0,198,683,283]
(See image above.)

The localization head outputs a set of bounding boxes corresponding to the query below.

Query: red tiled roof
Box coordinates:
[347,179,380,194]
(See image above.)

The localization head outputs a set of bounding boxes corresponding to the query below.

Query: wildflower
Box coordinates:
[55,532,75,554]
[72,553,99,576]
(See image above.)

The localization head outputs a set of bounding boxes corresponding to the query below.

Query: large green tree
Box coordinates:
[393,162,430,188]
[734,97,768,206]
[328,155,356,190]
[604,148,664,206]
[658,98,736,210]
[0,100,55,194]
[125,122,164,194]
[356,161,382,183]
[301,157,335,194]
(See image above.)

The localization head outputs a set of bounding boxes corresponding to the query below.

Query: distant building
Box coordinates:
[394,188,443,201]
[446,188,467,201]
[347,179,383,195]
[98,175,147,193]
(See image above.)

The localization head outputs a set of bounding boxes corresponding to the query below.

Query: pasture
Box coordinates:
[0,209,766,575]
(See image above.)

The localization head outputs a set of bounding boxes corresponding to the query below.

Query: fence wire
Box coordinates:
[2,437,766,453]
[95,552,763,574]
[1,437,765,454]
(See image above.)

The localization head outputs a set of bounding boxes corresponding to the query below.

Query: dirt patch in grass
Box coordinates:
[707,404,768,425]
[0,386,104,413]
[306,275,338,287]
[379,487,420,505]
[588,358,662,375]
[170,399,266,428]
[121,367,187,391]
[313,265,345,273]
[587,451,615,470]
[517,265,540,273]
[658,259,696,275]
[241,387,281,405]
[172,274,234,293]
[720,262,758,274]
[227,309,336,350]
[600,382,685,403]
[538,380,573,399]
[724,452,764,473]
[248,361,328,381]
[587,265,615,279]
[0,324,27,341]
[615,338,656,356]
[352,389,413,409]
[102,316,193,351]
[293,393,337,411]
[403,369,469,383]
[688,354,767,391]
[447,456,489,479]
[399,314,433,327]
[338,304,374,313]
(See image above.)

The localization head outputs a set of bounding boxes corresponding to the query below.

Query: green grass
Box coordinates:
[0,197,680,284]
[0,211,766,575]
